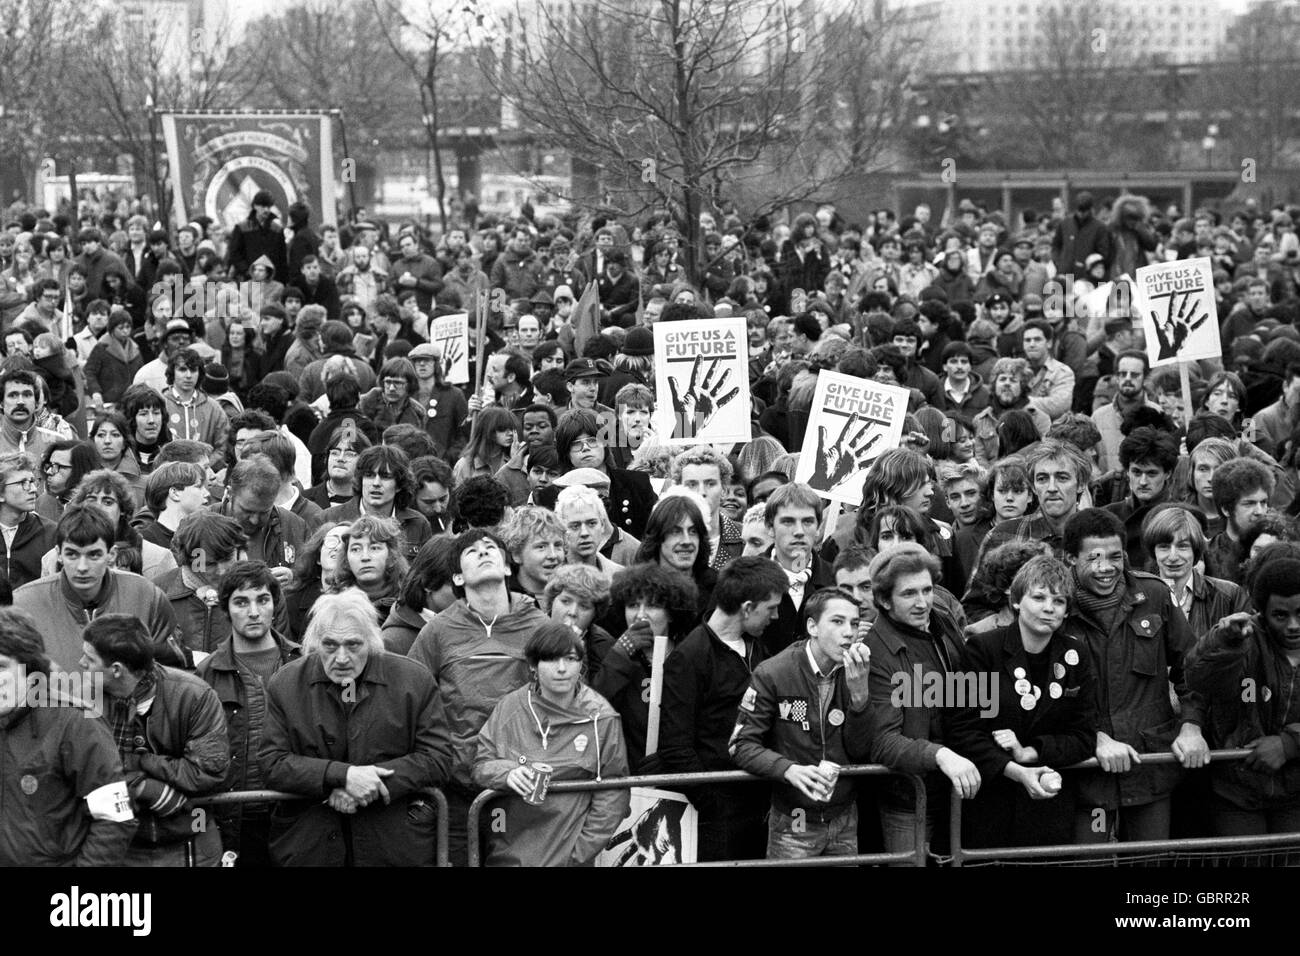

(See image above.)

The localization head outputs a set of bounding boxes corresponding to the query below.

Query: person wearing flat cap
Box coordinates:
[225,189,288,283]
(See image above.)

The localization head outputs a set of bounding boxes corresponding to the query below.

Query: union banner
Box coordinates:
[159,110,337,230]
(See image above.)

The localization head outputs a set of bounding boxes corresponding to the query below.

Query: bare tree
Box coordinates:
[964,0,1146,169]
[370,0,484,231]
[478,0,918,283]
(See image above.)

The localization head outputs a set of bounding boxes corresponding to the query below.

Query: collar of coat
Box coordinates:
[306,648,391,687]
[206,630,300,672]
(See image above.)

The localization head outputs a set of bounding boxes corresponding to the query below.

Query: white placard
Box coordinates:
[429,312,470,384]
[1133,257,1222,368]
[794,371,910,505]
[652,317,751,446]
[597,787,698,866]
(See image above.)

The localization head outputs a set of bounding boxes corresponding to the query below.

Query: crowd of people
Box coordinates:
[2,185,1300,868]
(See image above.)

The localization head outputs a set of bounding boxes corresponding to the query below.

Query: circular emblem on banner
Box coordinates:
[205,157,298,232]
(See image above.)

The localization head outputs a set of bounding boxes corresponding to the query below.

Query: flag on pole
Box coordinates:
[572,280,602,357]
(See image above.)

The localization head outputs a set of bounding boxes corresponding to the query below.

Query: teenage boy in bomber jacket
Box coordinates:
[730,588,874,860]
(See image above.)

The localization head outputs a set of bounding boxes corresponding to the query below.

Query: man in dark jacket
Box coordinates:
[297,255,341,322]
[226,190,289,282]
[82,613,229,866]
[261,588,453,866]
[0,452,54,589]
[490,227,544,302]
[217,456,308,593]
[0,608,137,866]
[1104,427,1178,569]
[285,201,321,287]
[730,587,874,859]
[756,483,836,658]
[391,232,444,314]
[195,561,299,867]
[316,445,432,562]
[72,227,133,300]
[1058,508,1208,844]
[658,555,788,862]
[1051,191,1113,278]
[597,251,640,327]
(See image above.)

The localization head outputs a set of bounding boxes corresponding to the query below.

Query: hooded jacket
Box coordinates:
[245,255,285,313]
[162,386,229,451]
[84,332,144,405]
[472,683,630,866]
[405,594,550,790]
[260,651,453,866]
[381,602,435,655]
[1186,613,1300,810]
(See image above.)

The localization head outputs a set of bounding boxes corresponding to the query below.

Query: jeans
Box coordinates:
[766,805,858,860]
[879,805,933,866]
[1212,798,1300,836]
[1073,797,1171,843]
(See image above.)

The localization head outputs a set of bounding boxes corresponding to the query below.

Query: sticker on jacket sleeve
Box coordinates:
[574,734,589,753]
[740,687,757,712]
[86,781,135,822]
[776,696,809,724]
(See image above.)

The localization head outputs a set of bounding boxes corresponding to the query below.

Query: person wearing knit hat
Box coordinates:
[621,326,654,356]
[225,186,287,283]
[202,362,245,418]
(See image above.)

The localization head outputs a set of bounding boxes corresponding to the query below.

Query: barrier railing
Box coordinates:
[948,749,1300,866]
[466,765,928,867]
[192,787,451,867]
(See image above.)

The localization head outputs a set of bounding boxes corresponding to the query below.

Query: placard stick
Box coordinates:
[822,500,842,545]
[473,290,488,396]
[1179,361,1194,430]
[644,635,670,757]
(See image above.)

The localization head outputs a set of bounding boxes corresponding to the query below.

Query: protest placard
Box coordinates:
[1133,257,1221,368]
[429,312,470,385]
[794,371,910,504]
[652,316,750,446]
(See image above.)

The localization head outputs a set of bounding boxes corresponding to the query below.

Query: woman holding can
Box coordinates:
[945,555,1099,849]
[472,622,631,866]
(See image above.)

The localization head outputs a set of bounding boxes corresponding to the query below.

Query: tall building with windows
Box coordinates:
[116,0,233,75]
[895,0,1229,72]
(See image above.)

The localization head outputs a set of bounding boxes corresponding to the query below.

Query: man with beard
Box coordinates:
[0,370,59,462]
[225,190,288,282]
[1205,458,1274,585]
[1091,350,1160,469]
[442,245,489,309]
[971,358,1050,468]
[336,242,387,314]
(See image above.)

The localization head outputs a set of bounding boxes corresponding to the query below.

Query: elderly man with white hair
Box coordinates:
[259,587,453,866]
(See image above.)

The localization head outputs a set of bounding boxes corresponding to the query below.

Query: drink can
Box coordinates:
[524,762,553,805]
[1041,770,1062,794]
[817,760,841,801]
[220,850,238,867]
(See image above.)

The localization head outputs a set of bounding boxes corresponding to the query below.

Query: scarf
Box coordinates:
[1072,569,1126,632]
[107,666,158,759]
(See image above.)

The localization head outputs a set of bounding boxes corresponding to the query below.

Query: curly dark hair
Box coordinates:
[609,563,700,639]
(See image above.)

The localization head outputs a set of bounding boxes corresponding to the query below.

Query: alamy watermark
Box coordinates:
[0,665,105,719]
[890,665,999,718]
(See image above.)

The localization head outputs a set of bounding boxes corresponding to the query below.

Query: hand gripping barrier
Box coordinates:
[466,765,929,867]
[192,787,451,867]
[948,749,1300,866]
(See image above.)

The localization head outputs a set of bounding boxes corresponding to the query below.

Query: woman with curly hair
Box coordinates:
[331,514,410,620]
[42,467,177,581]
[962,538,1055,635]
[541,562,615,683]
[595,562,699,771]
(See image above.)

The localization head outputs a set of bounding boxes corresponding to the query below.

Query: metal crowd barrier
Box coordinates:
[193,787,451,867]
[466,765,929,867]
[948,749,1300,867]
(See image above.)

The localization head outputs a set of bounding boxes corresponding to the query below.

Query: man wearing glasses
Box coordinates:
[0,453,54,588]
[359,357,427,431]
[0,370,58,462]
[14,279,67,336]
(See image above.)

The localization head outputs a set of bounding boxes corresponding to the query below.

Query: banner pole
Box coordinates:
[1179,360,1194,432]
[334,109,359,222]
[644,635,669,757]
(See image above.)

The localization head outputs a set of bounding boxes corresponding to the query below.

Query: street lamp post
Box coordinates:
[1202,124,1218,171]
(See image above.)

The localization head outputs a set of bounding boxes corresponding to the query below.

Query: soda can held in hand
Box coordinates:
[1040,770,1062,794]
[524,762,553,805]
[817,760,841,801]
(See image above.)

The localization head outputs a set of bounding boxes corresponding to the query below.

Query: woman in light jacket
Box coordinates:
[473,622,630,866]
